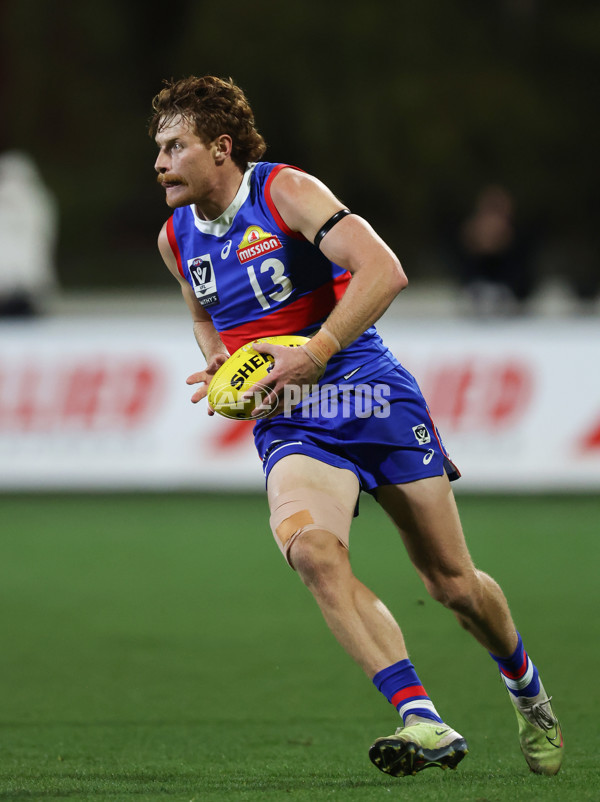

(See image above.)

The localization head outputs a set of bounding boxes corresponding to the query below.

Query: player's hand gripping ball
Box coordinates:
[207,335,310,419]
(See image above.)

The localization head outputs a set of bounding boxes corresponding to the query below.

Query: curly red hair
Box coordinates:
[149,76,267,171]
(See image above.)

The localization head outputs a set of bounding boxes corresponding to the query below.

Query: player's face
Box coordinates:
[154,115,217,209]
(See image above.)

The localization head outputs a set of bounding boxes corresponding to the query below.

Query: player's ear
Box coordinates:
[213,134,232,163]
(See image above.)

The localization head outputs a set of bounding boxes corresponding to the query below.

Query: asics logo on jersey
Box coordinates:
[221,240,232,259]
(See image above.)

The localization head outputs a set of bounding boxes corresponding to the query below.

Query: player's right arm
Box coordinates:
[158,221,229,407]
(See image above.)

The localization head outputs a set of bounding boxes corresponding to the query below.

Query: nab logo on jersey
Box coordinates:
[188,255,219,307]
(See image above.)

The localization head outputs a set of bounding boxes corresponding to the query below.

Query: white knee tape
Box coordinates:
[269,488,353,568]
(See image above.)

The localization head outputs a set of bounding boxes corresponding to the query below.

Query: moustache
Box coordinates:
[157,174,186,186]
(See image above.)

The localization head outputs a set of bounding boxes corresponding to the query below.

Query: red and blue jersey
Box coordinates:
[166,161,459,488]
[166,161,399,384]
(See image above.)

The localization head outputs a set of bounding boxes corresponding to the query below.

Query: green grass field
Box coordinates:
[0,491,598,802]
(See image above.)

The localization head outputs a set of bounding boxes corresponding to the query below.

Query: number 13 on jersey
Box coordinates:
[246,258,293,310]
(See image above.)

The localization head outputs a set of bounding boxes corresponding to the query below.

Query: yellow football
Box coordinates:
[207,335,310,419]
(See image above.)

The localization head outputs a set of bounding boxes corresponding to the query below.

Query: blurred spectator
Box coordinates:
[554,227,600,307]
[0,151,58,317]
[448,184,537,316]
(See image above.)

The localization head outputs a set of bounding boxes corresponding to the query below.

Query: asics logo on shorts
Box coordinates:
[423,449,435,465]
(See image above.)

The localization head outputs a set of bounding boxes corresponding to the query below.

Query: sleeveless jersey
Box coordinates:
[166,161,400,385]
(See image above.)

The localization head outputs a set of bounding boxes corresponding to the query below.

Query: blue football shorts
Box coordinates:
[253,363,460,493]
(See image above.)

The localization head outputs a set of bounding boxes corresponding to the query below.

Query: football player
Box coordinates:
[151,76,562,778]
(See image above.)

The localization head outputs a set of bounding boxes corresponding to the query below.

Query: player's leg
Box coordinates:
[375,474,563,776]
[377,473,516,655]
[267,453,408,676]
[268,454,467,777]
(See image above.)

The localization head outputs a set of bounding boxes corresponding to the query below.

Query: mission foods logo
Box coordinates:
[236,226,282,263]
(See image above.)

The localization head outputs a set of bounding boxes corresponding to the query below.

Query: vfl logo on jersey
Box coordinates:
[412,423,431,445]
[236,225,282,264]
[188,255,219,307]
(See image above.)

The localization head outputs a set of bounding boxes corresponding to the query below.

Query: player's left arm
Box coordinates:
[270,168,408,350]
[248,168,407,415]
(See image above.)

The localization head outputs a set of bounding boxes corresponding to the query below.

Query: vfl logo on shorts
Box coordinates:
[412,423,431,445]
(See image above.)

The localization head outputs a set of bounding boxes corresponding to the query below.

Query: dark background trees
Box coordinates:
[1,0,597,294]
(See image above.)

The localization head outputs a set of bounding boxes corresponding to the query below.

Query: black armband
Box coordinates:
[313,209,352,248]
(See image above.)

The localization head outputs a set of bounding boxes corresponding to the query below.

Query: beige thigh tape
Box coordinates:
[269,488,353,568]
